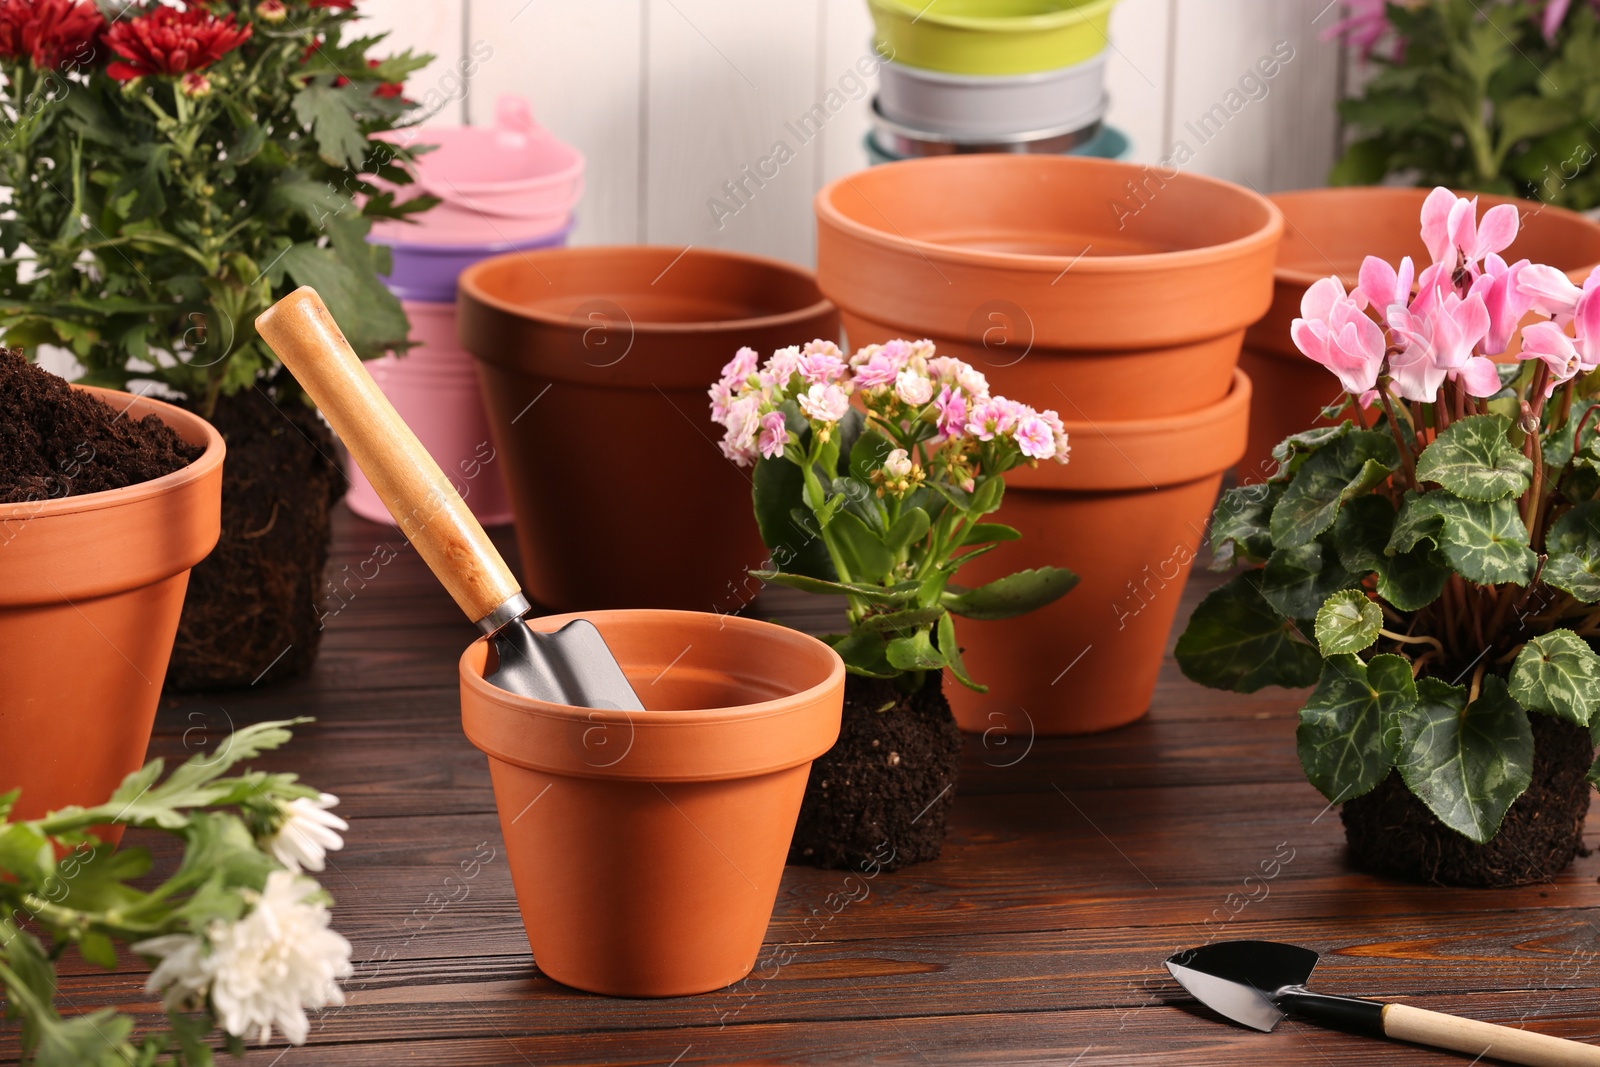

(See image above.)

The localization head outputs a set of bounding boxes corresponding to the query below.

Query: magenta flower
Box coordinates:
[1290,276,1388,396]
[1518,263,1585,320]
[933,384,967,440]
[757,410,789,460]
[1470,256,1535,356]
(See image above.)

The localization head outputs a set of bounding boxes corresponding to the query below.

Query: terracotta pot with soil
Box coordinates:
[166,374,345,689]
[459,609,844,998]
[1237,187,1600,481]
[1341,714,1593,888]
[457,247,839,613]
[814,155,1281,420]
[946,370,1252,736]
[0,353,223,840]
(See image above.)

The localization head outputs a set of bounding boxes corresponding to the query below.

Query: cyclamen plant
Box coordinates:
[0,721,352,1065]
[711,339,1078,690]
[1177,187,1600,844]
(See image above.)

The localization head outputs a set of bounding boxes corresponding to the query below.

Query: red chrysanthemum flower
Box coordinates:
[102,5,252,82]
[367,57,402,98]
[0,0,105,70]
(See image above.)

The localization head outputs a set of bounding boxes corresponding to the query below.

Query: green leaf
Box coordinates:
[848,428,894,482]
[1388,490,1446,553]
[857,605,947,636]
[1270,430,1399,547]
[1544,500,1600,602]
[1431,494,1537,585]
[826,631,898,679]
[886,629,946,671]
[291,84,369,169]
[830,509,895,582]
[752,454,835,581]
[937,610,984,692]
[1332,494,1395,574]
[959,521,1019,547]
[942,566,1078,620]
[1297,653,1415,803]
[1395,676,1533,845]
[970,474,1005,516]
[1330,136,1393,185]
[1315,589,1382,656]
[1209,482,1280,569]
[1376,544,1452,612]
[1509,629,1600,725]
[0,823,53,884]
[884,507,932,554]
[1269,422,1354,478]
[1414,414,1532,501]
[1175,570,1323,693]
[1259,542,1357,619]
[752,570,918,605]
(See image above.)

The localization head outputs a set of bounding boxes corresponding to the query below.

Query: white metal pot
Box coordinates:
[876,51,1108,138]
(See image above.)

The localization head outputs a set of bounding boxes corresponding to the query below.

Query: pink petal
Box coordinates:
[1420,187,1458,268]
[1454,356,1502,398]
[1300,276,1346,321]
[1473,203,1519,260]
[1518,263,1585,319]
[1445,196,1478,267]
[1355,256,1400,311]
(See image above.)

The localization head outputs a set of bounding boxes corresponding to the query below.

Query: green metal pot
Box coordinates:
[869,0,1120,76]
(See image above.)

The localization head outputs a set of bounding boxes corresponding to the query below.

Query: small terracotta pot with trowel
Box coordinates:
[256,288,846,999]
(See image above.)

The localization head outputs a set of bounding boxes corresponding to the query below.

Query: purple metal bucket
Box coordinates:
[373,217,575,302]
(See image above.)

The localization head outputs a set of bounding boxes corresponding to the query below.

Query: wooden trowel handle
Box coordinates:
[1384,1003,1600,1066]
[256,286,522,627]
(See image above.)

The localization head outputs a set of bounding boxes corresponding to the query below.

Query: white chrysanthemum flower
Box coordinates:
[210,871,353,1044]
[136,933,211,1013]
[269,792,348,874]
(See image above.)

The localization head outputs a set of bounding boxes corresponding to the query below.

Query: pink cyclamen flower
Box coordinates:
[1354,255,1415,314]
[1014,414,1056,461]
[1420,187,1519,276]
[799,382,850,424]
[1290,276,1387,396]
[966,397,1022,441]
[1386,290,1494,401]
[798,350,847,386]
[757,410,789,460]
[1470,256,1535,357]
[894,368,933,406]
[1518,263,1585,321]
[1520,322,1583,395]
[853,352,900,389]
[1571,269,1600,372]
[1544,0,1573,41]
[1323,0,1391,61]
[933,384,968,440]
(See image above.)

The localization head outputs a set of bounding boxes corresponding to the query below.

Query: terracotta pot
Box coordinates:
[1239,187,1600,481]
[457,246,839,612]
[459,609,845,997]
[0,388,223,840]
[814,155,1280,419]
[946,369,1251,736]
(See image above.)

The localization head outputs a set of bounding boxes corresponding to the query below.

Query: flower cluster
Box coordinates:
[710,338,1069,475]
[1292,186,1599,406]
[0,0,102,69]
[103,5,253,81]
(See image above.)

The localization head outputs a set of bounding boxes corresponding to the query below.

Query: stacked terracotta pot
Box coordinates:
[816,155,1282,735]
[866,0,1125,162]
[349,94,583,526]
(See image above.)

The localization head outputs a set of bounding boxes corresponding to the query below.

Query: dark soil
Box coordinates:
[0,349,201,502]
[166,378,344,689]
[788,673,963,872]
[1341,712,1595,887]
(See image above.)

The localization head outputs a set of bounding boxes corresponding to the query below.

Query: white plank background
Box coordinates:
[358,0,1351,266]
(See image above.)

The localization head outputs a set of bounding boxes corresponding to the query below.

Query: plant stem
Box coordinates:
[1379,628,1445,655]
[1379,390,1418,490]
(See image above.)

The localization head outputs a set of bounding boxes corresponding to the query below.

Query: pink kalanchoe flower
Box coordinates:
[707,378,735,423]
[798,350,847,386]
[1354,255,1415,314]
[1518,263,1585,321]
[1520,321,1583,395]
[933,384,968,440]
[1386,290,1494,401]
[802,339,845,359]
[966,397,1022,441]
[853,352,900,389]
[883,448,913,479]
[1040,408,1070,465]
[1470,256,1535,357]
[760,346,801,392]
[894,368,933,406]
[799,382,850,424]
[1014,414,1056,461]
[1290,277,1387,396]
[720,346,757,385]
[757,410,789,460]
[718,395,761,466]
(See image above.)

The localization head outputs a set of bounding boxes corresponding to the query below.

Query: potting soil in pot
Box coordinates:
[789,675,962,872]
[1341,713,1595,887]
[0,349,201,501]
[167,379,344,689]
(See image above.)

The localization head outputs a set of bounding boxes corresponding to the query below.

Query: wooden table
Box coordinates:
[9,505,1600,1065]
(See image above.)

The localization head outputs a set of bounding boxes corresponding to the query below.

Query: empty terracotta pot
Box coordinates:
[1238,187,1600,481]
[946,369,1251,736]
[814,155,1280,419]
[457,246,839,612]
[0,388,223,842]
[459,609,845,997]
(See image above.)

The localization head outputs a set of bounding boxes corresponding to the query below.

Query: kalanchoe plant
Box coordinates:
[1176,187,1600,846]
[1329,0,1600,210]
[0,0,435,414]
[0,720,352,1065]
[710,339,1079,690]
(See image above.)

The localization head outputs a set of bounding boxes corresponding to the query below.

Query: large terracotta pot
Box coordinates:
[814,155,1281,420]
[457,246,839,612]
[1238,187,1600,481]
[947,370,1251,736]
[0,388,223,840]
[460,609,845,997]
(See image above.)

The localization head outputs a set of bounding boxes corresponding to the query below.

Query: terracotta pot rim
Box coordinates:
[0,386,225,521]
[1268,185,1600,289]
[871,0,1119,32]
[457,245,836,336]
[815,156,1283,274]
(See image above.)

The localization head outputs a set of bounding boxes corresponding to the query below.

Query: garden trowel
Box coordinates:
[255,287,644,712]
[1166,940,1600,1066]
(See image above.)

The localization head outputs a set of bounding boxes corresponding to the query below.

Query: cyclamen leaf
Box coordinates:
[1270,430,1399,547]
[1297,653,1414,803]
[1259,542,1357,619]
[1209,481,1279,570]
[1315,589,1382,656]
[1268,422,1355,482]
[1543,500,1600,603]
[1415,414,1532,501]
[1175,570,1323,693]
[1391,492,1536,586]
[1375,544,1452,612]
[1395,676,1533,845]
[1509,629,1600,725]
[1332,494,1394,574]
